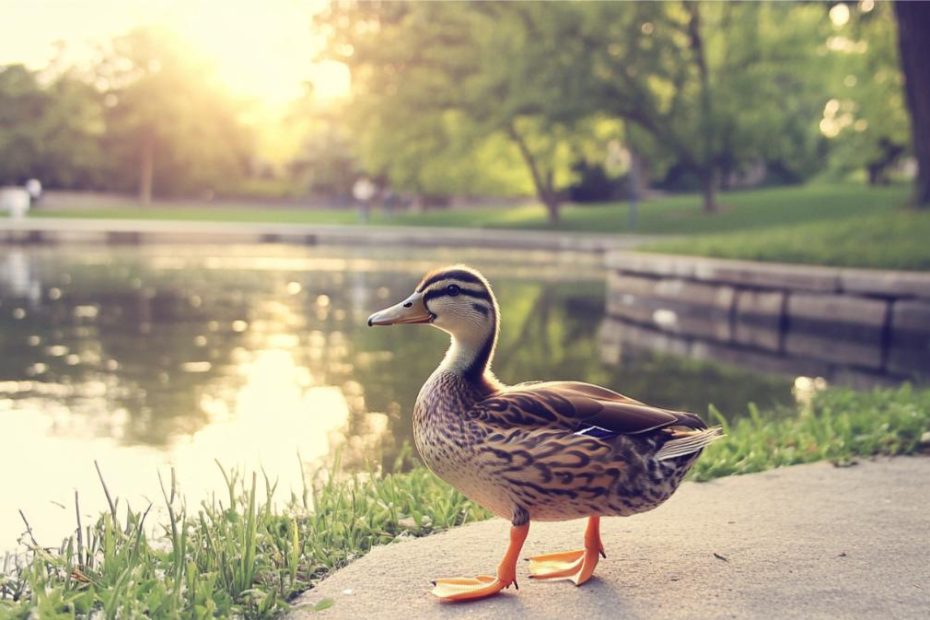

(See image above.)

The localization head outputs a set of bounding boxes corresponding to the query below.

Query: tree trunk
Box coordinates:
[894,1,930,207]
[700,168,719,214]
[139,130,154,205]
[542,192,560,224]
[687,1,718,214]
[507,124,561,224]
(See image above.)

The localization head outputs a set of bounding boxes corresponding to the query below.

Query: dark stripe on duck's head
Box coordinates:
[416,267,488,293]
[423,287,493,304]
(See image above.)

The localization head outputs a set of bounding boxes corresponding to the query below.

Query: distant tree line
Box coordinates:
[0,28,253,204]
[0,1,926,212]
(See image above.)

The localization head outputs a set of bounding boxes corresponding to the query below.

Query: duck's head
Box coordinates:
[367,265,499,381]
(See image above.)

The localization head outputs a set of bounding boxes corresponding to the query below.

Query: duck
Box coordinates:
[367,265,722,602]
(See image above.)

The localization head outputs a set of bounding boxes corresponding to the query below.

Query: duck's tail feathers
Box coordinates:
[655,427,724,461]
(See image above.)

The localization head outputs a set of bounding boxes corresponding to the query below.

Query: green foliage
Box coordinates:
[318,2,609,218]
[644,207,930,271]
[0,65,105,188]
[579,1,831,208]
[0,28,256,201]
[1,1,920,208]
[316,1,891,213]
[691,385,930,480]
[284,88,360,197]
[820,1,910,182]
[98,27,254,200]
[0,65,45,185]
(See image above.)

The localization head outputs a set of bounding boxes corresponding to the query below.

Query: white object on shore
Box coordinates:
[352,177,376,203]
[0,187,31,219]
[25,178,42,201]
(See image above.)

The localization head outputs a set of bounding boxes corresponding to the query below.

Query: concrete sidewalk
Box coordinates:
[0,217,652,252]
[291,458,930,619]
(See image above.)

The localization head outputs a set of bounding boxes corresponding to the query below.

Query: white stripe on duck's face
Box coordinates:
[416,267,499,378]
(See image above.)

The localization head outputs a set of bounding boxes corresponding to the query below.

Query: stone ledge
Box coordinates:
[607,251,842,292]
[893,300,930,333]
[607,251,930,299]
[787,293,889,328]
[840,269,930,300]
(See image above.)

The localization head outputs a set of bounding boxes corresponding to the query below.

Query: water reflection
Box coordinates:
[0,245,611,543]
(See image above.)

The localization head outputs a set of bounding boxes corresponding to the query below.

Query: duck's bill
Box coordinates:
[367,292,434,326]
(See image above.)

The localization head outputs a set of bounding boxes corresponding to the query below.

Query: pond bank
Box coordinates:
[0,217,648,252]
[290,457,930,620]
[604,250,930,386]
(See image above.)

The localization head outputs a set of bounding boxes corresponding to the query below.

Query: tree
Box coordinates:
[323,1,833,217]
[98,28,253,203]
[319,1,598,222]
[0,65,46,185]
[0,64,106,189]
[286,87,359,197]
[820,1,909,185]
[34,71,107,188]
[894,1,930,207]
[583,1,829,212]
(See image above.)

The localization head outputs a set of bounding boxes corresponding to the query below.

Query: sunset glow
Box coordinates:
[0,0,349,107]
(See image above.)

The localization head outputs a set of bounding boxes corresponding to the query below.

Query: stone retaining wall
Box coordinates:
[605,251,930,381]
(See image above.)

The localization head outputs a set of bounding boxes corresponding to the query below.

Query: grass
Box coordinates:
[691,384,930,480]
[2,385,928,618]
[33,183,910,235]
[643,208,930,271]
[0,450,489,619]
[30,183,930,270]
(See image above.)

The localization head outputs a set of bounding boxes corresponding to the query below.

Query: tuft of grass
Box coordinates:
[691,385,930,481]
[0,449,488,619]
[1,386,928,618]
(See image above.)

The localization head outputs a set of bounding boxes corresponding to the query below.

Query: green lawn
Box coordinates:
[3,385,929,618]
[30,183,930,270]
[644,207,930,271]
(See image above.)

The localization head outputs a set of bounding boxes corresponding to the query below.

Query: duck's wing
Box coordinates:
[470,380,706,436]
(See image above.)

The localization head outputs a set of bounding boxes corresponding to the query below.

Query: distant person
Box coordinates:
[352,177,376,224]
[25,178,42,204]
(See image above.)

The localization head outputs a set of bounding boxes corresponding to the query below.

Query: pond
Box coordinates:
[0,243,811,546]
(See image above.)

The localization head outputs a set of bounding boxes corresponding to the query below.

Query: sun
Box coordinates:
[162,0,350,107]
[0,0,349,109]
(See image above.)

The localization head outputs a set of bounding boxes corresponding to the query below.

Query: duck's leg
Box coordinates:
[431,520,529,602]
[527,515,605,586]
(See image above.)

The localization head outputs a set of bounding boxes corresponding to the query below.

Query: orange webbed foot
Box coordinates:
[527,516,605,586]
[527,547,601,585]
[431,522,528,602]
[431,575,515,601]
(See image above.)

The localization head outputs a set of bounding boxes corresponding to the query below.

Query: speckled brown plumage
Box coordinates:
[414,371,709,524]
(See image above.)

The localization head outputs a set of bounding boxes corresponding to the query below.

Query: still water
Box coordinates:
[0,244,796,546]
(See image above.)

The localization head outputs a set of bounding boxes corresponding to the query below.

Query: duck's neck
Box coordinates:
[439,320,499,388]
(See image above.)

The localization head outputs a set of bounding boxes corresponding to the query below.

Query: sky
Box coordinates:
[0,0,350,108]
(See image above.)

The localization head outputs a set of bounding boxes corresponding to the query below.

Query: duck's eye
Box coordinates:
[446,284,461,297]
